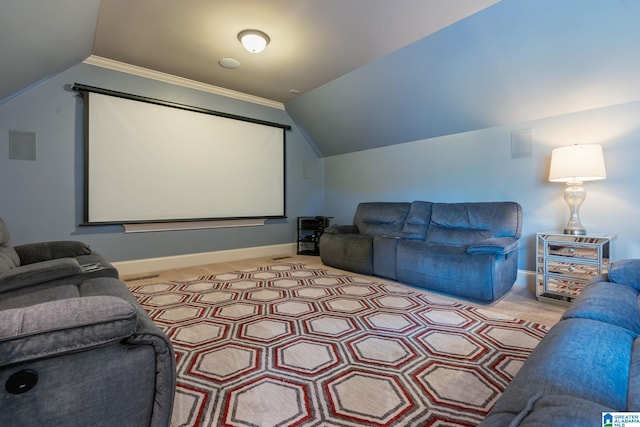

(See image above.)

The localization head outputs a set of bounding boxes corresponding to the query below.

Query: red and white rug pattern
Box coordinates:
[129,263,548,427]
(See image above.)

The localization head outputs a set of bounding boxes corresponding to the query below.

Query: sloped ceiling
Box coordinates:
[90,0,500,104]
[285,0,640,156]
[0,0,499,105]
[0,0,100,102]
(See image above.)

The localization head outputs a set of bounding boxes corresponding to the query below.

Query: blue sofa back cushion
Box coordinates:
[608,259,640,290]
[401,201,433,240]
[353,202,411,236]
[426,202,522,246]
[563,281,640,334]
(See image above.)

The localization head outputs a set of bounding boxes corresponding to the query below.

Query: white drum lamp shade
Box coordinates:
[549,144,606,235]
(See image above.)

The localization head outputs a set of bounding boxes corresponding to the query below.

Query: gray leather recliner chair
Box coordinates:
[0,219,176,426]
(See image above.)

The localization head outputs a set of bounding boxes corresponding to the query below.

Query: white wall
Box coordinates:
[323,100,640,271]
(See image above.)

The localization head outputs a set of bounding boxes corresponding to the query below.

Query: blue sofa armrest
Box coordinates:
[467,237,518,255]
[324,225,359,234]
[0,258,83,292]
[0,296,137,366]
[607,259,640,290]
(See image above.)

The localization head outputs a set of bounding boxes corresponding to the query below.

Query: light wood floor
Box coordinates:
[121,254,566,327]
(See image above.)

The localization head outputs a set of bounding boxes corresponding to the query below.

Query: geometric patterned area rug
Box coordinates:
[129,263,548,427]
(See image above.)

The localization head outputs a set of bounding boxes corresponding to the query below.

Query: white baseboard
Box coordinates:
[113,243,297,276]
[516,269,536,288]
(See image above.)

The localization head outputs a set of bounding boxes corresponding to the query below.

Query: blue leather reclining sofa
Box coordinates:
[480,259,640,426]
[319,201,522,302]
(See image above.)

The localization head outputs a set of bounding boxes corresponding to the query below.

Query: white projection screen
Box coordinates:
[75,85,288,225]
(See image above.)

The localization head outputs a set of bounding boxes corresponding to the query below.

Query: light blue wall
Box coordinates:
[323,100,640,271]
[0,63,325,261]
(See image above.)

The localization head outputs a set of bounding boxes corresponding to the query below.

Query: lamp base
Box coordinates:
[563,227,586,236]
[562,182,587,236]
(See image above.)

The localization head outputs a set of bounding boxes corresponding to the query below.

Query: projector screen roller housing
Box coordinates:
[76,85,289,225]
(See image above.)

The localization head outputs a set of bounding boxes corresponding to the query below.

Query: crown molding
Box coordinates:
[83,55,285,110]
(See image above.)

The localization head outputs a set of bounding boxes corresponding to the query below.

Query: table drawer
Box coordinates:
[545,276,588,298]
[546,243,599,260]
[546,259,601,279]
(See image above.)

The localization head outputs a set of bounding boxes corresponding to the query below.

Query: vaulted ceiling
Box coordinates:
[0,0,498,104]
[0,0,100,103]
[288,0,640,155]
[2,0,640,157]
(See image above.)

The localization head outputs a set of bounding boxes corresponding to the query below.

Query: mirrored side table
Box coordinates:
[536,232,616,304]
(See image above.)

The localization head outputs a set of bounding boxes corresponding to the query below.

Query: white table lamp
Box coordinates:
[549,144,606,235]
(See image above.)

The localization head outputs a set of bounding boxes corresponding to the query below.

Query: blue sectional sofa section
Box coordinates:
[319,201,522,302]
[0,219,175,426]
[480,259,640,427]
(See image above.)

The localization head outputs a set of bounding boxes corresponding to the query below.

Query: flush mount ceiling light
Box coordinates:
[238,29,270,53]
